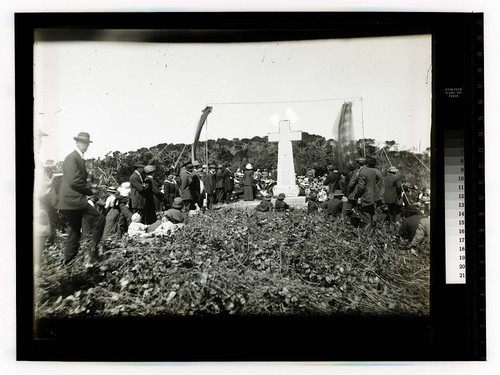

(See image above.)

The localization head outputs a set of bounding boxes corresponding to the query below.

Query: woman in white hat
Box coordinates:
[243,163,254,201]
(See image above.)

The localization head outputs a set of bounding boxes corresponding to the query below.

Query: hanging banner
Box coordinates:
[336,101,357,172]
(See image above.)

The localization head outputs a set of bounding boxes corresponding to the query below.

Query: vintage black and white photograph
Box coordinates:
[32,27,432,331]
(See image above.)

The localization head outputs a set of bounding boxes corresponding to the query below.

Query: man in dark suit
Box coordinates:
[180,161,195,210]
[129,161,146,221]
[383,166,403,224]
[190,160,202,209]
[215,164,225,204]
[57,132,105,268]
[203,164,216,210]
[354,156,382,231]
[223,164,235,203]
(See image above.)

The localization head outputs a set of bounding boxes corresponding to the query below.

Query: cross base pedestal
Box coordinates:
[272,184,300,198]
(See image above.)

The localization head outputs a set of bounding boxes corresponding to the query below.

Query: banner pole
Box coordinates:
[361,97,366,157]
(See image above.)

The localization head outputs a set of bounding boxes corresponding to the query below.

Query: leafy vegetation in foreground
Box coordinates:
[35,209,429,318]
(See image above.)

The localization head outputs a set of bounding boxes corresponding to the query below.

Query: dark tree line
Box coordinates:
[52,133,430,189]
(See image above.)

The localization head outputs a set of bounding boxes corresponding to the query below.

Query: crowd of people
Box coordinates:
[34,131,431,275]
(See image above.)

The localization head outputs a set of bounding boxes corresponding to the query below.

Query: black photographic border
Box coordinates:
[17,12,485,362]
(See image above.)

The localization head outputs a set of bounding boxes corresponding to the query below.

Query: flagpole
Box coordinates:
[411,152,431,172]
[205,117,209,173]
[360,97,366,157]
[382,147,392,167]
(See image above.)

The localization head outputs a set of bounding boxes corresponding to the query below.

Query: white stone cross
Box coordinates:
[268,120,302,197]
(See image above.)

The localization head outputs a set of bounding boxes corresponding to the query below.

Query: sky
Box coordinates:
[34,33,432,162]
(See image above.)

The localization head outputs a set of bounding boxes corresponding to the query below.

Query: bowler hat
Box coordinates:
[388,166,398,173]
[333,189,344,197]
[144,165,156,173]
[277,193,286,200]
[356,157,366,164]
[309,192,317,200]
[366,156,377,165]
[107,186,118,193]
[73,132,92,143]
[172,197,184,209]
[133,161,146,168]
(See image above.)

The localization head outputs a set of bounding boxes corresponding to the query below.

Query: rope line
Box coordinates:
[206,96,362,106]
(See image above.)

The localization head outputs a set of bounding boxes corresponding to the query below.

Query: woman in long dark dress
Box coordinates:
[143,165,164,225]
[243,163,254,201]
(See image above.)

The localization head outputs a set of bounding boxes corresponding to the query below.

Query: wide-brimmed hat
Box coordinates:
[388,166,399,173]
[131,213,142,222]
[73,132,92,143]
[355,157,366,164]
[277,193,286,200]
[245,163,253,170]
[133,161,146,168]
[192,160,200,167]
[107,186,118,193]
[333,189,344,197]
[172,197,184,209]
[144,165,156,173]
[216,164,223,169]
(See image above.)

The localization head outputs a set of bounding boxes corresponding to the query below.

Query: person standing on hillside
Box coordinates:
[243,163,254,201]
[190,160,202,209]
[34,128,57,277]
[180,161,195,210]
[143,165,164,224]
[163,170,180,209]
[57,132,105,269]
[203,163,216,210]
[223,163,235,203]
[354,156,382,231]
[215,164,225,204]
[344,157,366,221]
[129,161,147,221]
[383,166,404,224]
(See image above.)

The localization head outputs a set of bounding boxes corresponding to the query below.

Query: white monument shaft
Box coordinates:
[268,120,302,197]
